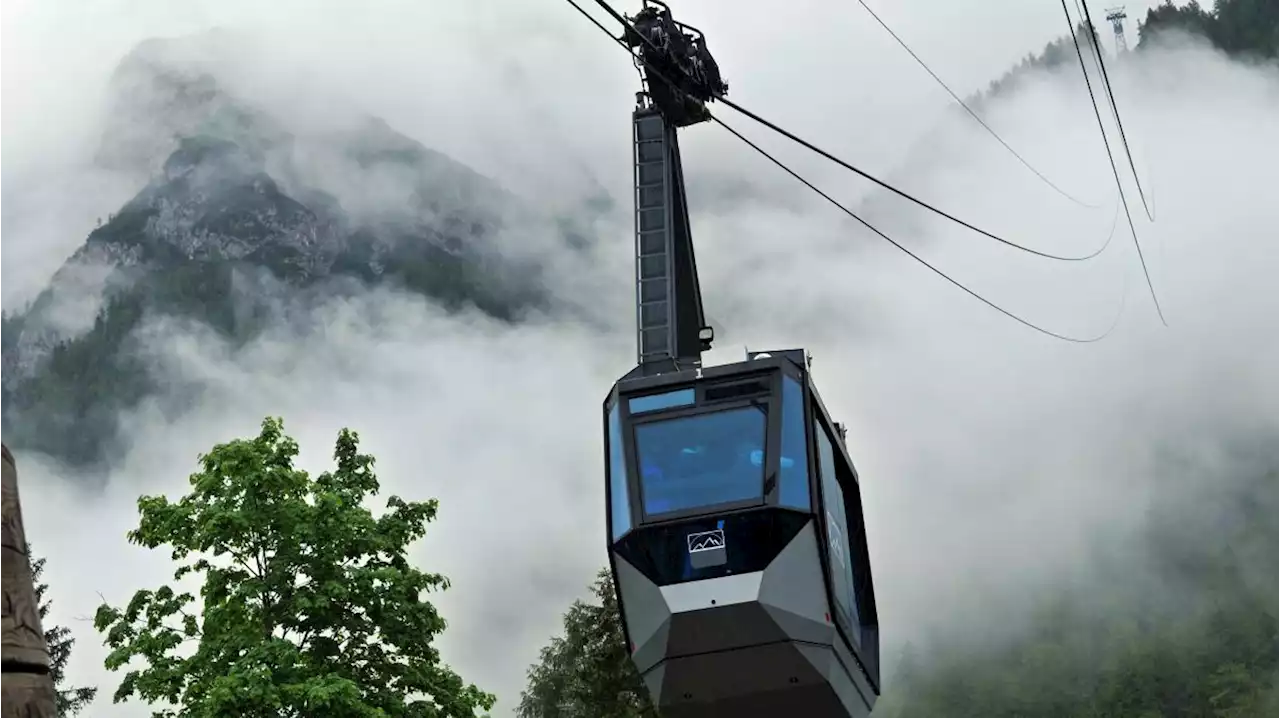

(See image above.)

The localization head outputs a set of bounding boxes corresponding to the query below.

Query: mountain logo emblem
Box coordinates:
[687,529,726,553]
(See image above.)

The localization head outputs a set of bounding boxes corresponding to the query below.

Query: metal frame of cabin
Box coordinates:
[602,4,880,716]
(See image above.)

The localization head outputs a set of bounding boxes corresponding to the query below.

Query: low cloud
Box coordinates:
[5,9,1276,718]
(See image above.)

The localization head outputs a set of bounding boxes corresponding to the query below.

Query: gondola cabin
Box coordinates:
[604,348,880,718]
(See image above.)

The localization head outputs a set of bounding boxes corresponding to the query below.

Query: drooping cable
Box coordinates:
[710,97,1118,262]
[1061,0,1167,325]
[1073,0,1120,129]
[1078,0,1155,221]
[853,0,1102,209]
[560,0,1126,343]
[1070,1,1134,217]
[582,0,1115,264]
[712,115,1125,344]
[723,93,1124,262]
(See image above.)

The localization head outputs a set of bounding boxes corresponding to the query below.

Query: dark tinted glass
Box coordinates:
[615,509,811,585]
[635,407,767,516]
[816,419,860,644]
[609,404,631,540]
[778,377,811,510]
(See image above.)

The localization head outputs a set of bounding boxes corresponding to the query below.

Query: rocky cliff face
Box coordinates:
[1,32,559,473]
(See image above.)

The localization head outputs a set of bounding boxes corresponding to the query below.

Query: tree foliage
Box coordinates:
[517,568,657,718]
[1139,0,1278,58]
[29,546,99,716]
[93,417,495,717]
[977,20,1101,102]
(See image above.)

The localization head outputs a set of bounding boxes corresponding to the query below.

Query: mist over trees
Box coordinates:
[978,20,1102,101]
[4,3,1274,717]
[974,0,1277,104]
[872,446,1278,717]
[1139,0,1278,58]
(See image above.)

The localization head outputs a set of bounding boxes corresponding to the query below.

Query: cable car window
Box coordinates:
[608,404,632,540]
[815,419,861,645]
[629,388,696,414]
[778,376,810,510]
[635,407,767,516]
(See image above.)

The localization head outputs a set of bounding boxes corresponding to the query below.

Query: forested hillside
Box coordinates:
[873,445,1277,717]
[978,20,1100,101]
[1139,0,1277,58]
[974,0,1276,104]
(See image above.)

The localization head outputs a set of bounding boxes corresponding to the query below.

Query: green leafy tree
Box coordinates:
[93,417,495,717]
[29,546,99,716]
[518,568,656,718]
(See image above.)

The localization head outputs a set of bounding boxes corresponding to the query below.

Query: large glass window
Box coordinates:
[635,407,767,516]
[815,419,860,645]
[608,404,631,540]
[778,377,811,510]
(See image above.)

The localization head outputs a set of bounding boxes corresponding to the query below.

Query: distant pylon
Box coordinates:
[1105,6,1129,53]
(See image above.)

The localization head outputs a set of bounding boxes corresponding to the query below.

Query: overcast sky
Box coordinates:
[2,1,1277,716]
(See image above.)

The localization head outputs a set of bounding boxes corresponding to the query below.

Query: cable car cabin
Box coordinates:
[603,348,880,718]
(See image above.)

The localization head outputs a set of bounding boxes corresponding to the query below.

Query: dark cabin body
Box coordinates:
[606,4,880,714]
[604,349,880,718]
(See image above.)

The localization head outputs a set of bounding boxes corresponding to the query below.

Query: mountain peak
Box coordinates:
[3,32,558,471]
[96,30,290,176]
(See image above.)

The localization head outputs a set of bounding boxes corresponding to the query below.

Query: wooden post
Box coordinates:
[2,443,58,718]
